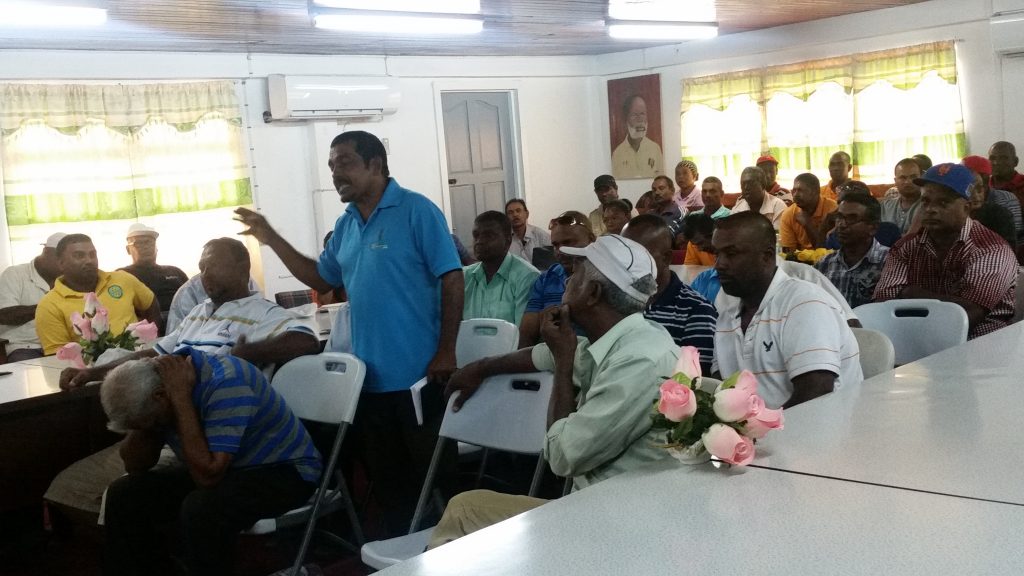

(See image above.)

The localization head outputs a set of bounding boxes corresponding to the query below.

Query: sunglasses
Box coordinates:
[551,212,590,229]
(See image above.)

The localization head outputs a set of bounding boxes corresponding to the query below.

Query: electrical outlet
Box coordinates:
[382,138,390,155]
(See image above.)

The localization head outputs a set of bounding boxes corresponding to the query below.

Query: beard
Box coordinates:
[627,123,647,141]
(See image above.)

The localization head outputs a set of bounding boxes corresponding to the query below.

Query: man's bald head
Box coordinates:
[622,214,674,277]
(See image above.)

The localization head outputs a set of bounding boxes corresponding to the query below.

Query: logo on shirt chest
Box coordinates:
[762,340,774,352]
[107,285,124,299]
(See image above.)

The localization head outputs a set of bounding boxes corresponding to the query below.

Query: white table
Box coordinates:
[753,321,1024,504]
[13,354,69,369]
[0,362,65,408]
[378,460,1024,575]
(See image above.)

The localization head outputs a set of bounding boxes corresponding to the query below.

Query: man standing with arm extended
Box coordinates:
[234,130,463,537]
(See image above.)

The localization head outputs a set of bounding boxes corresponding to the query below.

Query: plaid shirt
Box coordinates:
[815,239,890,309]
[873,218,1018,339]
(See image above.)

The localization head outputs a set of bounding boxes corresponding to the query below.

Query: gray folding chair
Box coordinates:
[361,371,554,570]
[247,353,365,576]
[853,299,968,366]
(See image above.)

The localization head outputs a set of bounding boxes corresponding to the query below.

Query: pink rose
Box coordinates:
[56,342,87,369]
[658,380,697,422]
[83,292,100,316]
[90,307,109,335]
[127,320,159,343]
[712,387,764,422]
[71,311,96,341]
[734,370,757,395]
[743,407,785,440]
[673,345,702,379]
[702,423,755,466]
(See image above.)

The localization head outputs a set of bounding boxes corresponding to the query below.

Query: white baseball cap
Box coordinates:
[559,234,657,303]
[41,232,67,249]
[126,222,159,239]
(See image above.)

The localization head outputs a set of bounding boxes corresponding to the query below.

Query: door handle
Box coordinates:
[448,178,457,185]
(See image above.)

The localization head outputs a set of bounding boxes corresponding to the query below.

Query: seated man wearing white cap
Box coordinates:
[432,235,679,548]
[0,233,65,361]
[118,223,188,334]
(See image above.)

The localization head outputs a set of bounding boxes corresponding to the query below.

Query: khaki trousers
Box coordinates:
[427,489,547,549]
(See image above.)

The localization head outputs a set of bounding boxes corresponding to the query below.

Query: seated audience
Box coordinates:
[962,155,1022,241]
[681,212,717,266]
[690,266,721,305]
[602,199,633,235]
[779,172,837,251]
[730,166,787,229]
[966,167,1017,248]
[880,158,923,235]
[712,212,862,409]
[167,273,261,334]
[434,235,678,548]
[635,190,655,215]
[815,192,890,309]
[518,211,595,348]
[623,215,717,373]
[884,153,934,201]
[505,198,551,262]
[35,234,159,355]
[673,160,704,213]
[0,232,64,361]
[874,163,1018,339]
[690,176,731,219]
[589,174,620,236]
[650,175,682,223]
[463,211,540,326]
[821,151,852,201]
[118,223,188,334]
[989,141,1024,206]
[757,155,793,204]
[101,351,321,576]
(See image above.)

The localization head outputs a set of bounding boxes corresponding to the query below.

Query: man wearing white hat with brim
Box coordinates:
[0,232,66,361]
[119,223,188,334]
[431,234,681,548]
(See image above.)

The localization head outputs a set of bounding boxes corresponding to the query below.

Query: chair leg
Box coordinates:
[337,471,364,546]
[409,440,445,534]
[473,448,490,488]
[527,457,546,497]
[289,424,350,576]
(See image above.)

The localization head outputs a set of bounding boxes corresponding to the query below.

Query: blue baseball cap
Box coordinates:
[913,163,975,199]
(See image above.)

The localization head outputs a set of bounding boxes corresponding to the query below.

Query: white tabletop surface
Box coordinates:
[753,321,1024,504]
[0,362,66,406]
[379,460,1024,575]
[14,355,69,369]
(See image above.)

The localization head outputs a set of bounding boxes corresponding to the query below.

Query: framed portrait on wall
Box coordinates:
[607,73,663,180]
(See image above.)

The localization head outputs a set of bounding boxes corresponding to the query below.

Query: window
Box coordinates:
[680,42,965,190]
[0,81,253,274]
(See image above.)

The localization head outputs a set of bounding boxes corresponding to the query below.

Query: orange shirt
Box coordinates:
[684,242,716,266]
[821,181,839,201]
[779,197,838,250]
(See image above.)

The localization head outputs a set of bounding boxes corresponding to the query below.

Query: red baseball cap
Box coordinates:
[961,155,992,176]
[756,155,778,166]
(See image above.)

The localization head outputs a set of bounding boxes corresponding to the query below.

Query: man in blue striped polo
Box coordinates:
[100,348,321,576]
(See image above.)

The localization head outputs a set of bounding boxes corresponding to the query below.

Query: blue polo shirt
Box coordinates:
[317,179,461,393]
[524,263,568,313]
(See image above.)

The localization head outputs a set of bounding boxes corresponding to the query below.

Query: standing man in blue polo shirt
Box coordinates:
[235,130,464,536]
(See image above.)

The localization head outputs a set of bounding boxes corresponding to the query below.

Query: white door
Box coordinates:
[441,91,518,248]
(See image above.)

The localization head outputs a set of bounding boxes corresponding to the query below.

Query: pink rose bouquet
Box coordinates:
[57,293,159,367]
[651,346,783,466]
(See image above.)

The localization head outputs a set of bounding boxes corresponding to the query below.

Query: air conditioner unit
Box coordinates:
[266,74,401,122]
[991,11,1024,56]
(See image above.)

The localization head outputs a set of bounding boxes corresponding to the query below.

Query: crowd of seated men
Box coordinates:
[3,129,1020,573]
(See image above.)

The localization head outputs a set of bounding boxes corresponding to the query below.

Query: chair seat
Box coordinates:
[361,527,433,569]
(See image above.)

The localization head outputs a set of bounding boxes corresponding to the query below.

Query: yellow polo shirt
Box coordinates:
[779,197,838,250]
[35,270,155,354]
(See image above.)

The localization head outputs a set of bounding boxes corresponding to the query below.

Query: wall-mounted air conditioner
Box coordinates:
[265,74,401,122]
[992,10,1024,56]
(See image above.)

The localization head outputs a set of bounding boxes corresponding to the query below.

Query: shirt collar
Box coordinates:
[466,253,514,284]
[649,271,683,309]
[344,177,405,219]
[732,265,790,319]
[54,270,111,298]
[918,218,973,247]
[584,312,648,367]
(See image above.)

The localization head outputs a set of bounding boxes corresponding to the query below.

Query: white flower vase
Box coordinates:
[93,347,135,366]
[667,441,711,465]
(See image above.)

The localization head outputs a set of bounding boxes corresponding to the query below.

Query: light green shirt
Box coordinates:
[532,313,679,490]
[462,253,539,326]
[691,205,732,219]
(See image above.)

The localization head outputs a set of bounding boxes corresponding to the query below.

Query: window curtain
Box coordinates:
[0,81,252,269]
[681,41,964,190]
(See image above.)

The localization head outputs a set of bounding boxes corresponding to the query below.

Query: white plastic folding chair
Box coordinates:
[361,371,553,570]
[853,299,968,366]
[851,327,896,379]
[246,352,365,576]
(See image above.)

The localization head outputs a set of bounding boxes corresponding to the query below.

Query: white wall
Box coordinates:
[590,0,1001,199]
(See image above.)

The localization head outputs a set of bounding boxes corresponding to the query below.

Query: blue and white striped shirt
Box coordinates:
[643,272,718,374]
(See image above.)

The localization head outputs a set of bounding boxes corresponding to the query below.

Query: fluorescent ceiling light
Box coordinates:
[607,22,718,41]
[314,13,483,34]
[313,0,480,14]
[0,1,107,27]
[607,0,716,23]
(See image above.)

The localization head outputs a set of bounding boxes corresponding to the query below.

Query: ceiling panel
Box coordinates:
[0,0,930,56]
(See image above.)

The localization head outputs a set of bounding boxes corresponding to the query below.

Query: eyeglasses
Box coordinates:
[552,212,591,229]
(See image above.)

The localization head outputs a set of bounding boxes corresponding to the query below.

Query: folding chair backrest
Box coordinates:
[441,372,553,454]
[853,299,968,366]
[455,318,518,368]
[275,289,315,309]
[851,327,896,379]
[271,353,365,425]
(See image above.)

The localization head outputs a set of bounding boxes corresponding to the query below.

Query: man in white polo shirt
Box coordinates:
[711,211,862,408]
[0,232,64,361]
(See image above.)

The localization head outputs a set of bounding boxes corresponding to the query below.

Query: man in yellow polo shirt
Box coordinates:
[779,173,838,252]
[35,233,160,355]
